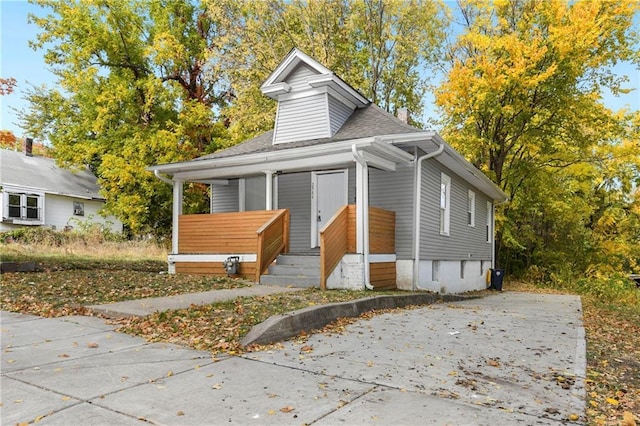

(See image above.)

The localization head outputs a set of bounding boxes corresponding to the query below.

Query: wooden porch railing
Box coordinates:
[255,209,290,282]
[319,205,350,290]
[176,209,289,279]
[320,205,396,290]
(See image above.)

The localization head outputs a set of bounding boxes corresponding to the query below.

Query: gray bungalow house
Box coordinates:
[150,49,507,293]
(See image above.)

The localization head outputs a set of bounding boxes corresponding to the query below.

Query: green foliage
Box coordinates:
[21,0,231,235]
[576,274,640,307]
[210,0,447,141]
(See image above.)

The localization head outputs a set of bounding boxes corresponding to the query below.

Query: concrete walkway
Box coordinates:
[1,292,586,425]
[87,285,305,318]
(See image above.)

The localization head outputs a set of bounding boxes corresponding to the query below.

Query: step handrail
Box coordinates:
[319,205,350,290]
[256,209,290,282]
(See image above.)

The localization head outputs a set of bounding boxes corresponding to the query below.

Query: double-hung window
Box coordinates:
[467,190,476,227]
[486,201,492,243]
[5,192,43,223]
[440,173,451,235]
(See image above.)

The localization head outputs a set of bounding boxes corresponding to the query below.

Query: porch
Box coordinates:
[169,206,396,290]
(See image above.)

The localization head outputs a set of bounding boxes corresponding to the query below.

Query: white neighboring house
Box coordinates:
[0,146,123,233]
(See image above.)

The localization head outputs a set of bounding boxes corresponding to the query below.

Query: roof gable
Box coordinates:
[261,48,370,145]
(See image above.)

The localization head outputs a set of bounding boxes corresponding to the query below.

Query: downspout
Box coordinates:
[413,143,445,291]
[352,145,374,290]
[154,170,173,185]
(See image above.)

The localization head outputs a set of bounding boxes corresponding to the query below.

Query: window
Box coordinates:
[73,202,85,216]
[486,201,492,243]
[467,190,475,227]
[440,173,451,235]
[5,192,42,222]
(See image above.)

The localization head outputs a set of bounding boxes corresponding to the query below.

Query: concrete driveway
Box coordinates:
[1,292,585,425]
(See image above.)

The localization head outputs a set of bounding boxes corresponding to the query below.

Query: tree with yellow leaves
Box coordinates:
[436,0,639,276]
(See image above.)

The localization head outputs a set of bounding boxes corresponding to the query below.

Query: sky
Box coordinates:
[1,0,639,140]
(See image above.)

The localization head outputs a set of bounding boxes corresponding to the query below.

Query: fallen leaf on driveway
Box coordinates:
[87,342,99,348]
[487,359,500,367]
[280,405,294,413]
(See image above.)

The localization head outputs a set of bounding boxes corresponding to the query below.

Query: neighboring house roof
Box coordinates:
[0,149,104,200]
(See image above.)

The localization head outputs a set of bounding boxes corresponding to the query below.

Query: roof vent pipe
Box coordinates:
[413,143,445,291]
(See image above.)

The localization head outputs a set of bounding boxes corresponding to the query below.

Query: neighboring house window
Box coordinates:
[6,192,42,221]
[467,190,475,227]
[73,202,85,216]
[440,173,451,235]
[486,201,492,243]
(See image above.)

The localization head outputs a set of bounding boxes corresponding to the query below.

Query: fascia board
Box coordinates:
[1,184,101,201]
[387,132,507,201]
[261,82,291,99]
[360,151,397,171]
[308,73,369,106]
[440,144,507,202]
[173,152,356,181]
[260,48,331,90]
[151,137,379,175]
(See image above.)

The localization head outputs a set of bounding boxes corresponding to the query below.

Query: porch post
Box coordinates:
[264,170,274,210]
[172,179,183,254]
[355,161,365,253]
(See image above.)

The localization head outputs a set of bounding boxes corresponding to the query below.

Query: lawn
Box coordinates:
[1,255,637,425]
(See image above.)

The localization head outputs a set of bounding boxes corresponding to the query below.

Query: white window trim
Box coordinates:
[440,173,451,236]
[3,189,45,225]
[467,190,476,227]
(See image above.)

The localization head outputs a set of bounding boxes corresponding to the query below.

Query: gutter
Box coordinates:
[351,145,374,291]
[413,144,445,291]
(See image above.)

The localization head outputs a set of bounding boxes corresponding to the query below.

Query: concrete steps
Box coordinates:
[260,254,320,288]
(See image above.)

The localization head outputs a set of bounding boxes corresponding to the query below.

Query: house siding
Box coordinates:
[328,94,353,136]
[274,93,329,144]
[419,159,492,261]
[369,165,415,259]
[285,63,316,91]
[211,180,239,212]
[278,171,312,252]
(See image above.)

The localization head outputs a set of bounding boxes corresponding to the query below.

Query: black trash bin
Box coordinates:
[490,269,505,291]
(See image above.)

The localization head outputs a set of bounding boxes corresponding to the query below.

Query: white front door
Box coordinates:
[311,170,348,247]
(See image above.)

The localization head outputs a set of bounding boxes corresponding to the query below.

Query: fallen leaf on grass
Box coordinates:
[606,397,619,406]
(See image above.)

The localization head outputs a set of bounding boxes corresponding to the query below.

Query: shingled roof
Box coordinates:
[0,149,103,200]
[196,103,423,161]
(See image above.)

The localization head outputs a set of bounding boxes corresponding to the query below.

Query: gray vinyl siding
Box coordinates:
[369,165,415,259]
[419,160,492,260]
[278,172,312,252]
[285,63,316,91]
[328,95,354,136]
[211,180,239,213]
[274,94,329,144]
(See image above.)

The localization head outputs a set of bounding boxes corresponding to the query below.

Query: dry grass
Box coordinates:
[2,239,166,262]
